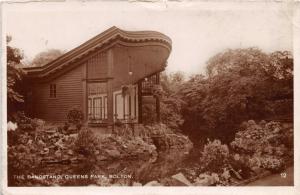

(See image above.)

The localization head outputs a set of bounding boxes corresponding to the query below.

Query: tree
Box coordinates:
[180,48,293,143]
[141,71,186,131]
[31,49,65,67]
[161,72,187,130]
[7,36,25,108]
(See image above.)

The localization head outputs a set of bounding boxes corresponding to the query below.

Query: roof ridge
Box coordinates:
[24,26,172,77]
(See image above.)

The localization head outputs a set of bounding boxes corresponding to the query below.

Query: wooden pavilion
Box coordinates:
[23,26,172,128]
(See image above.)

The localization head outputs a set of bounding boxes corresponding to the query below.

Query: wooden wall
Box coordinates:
[111,44,169,89]
[32,65,84,123]
[87,51,108,79]
[30,43,168,124]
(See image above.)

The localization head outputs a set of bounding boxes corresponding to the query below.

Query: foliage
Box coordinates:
[282,128,293,149]
[141,72,185,130]
[9,111,38,132]
[194,172,220,186]
[194,168,232,186]
[73,128,97,156]
[230,120,291,172]
[229,154,253,179]
[142,104,157,125]
[159,72,186,131]
[260,156,285,172]
[31,49,65,67]
[7,36,25,115]
[152,84,164,98]
[230,120,289,155]
[200,139,230,173]
[8,128,20,146]
[67,107,83,130]
[179,48,293,142]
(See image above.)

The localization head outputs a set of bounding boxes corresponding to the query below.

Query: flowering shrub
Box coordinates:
[230,120,289,156]
[200,139,230,173]
[261,156,285,173]
[230,120,292,173]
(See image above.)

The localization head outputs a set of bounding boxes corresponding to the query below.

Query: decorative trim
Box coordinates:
[23,26,172,79]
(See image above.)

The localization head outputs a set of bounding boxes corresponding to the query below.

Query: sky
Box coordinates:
[3,1,293,76]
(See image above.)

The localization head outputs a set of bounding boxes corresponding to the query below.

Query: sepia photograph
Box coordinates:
[1,0,298,193]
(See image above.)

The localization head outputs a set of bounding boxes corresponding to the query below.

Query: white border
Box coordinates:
[1,1,300,195]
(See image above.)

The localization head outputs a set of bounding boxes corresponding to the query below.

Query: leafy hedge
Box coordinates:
[194,120,293,186]
[230,120,293,173]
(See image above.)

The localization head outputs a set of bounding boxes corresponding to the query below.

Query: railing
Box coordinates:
[141,74,159,95]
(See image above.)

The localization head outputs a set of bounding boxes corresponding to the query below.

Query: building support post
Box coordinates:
[82,63,88,123]
[138,81,143,124]
[155,73,161,123]
[107,49,114,133]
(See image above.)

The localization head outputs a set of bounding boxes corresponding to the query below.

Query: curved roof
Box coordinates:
[24,26,172,78]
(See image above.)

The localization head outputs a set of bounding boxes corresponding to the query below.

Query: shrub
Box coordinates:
[12,111,31,124]
[142,104,157,125]
[229,154,253,179]
[114,119,123,127]
[230,120,289,156]
[261,156,285,173]
[282,128,294,149]
[200,139,230,173]
[67,107,83,130]
[230,120,292,173]
[8,129,20,146]
[73,128,97,156]
[63,122,70,131]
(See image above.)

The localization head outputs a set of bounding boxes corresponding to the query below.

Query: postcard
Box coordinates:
[1,0,299,195]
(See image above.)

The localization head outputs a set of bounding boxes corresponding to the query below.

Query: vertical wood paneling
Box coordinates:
[82,63,87,121]
[33,65,84,123]
[107,49,114,126]
[87,51,108,79]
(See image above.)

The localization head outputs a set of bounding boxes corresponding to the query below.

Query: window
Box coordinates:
[115,93,124,119]
[88,95,107,122]
[88,98,92,117]
[93,97,102,119]
[50,84,56,98]
[114,87,138,121]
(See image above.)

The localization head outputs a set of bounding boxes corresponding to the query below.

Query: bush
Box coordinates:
[282,128,293,150]
[229,154,253,179]
[74,128,97,156]
[142,104,157,125]
[261,156,285,173]
[200,139,230,173]
[8,129,20,146]
[230,120,289,156]
[67,107,83,130]
[230,120,292,173]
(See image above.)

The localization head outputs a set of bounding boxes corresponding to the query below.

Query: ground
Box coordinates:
[247,166,293,186]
